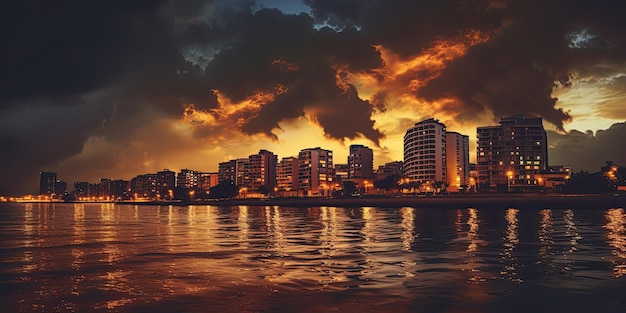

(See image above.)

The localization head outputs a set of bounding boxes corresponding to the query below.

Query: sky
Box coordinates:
[1,0,626,196]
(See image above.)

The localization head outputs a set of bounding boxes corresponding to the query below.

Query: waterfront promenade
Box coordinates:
[125,193,626,210]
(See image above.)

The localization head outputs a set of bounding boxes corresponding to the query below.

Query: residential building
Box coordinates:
[445,132,470,192]
[477,114,548,191]
[199,172,219,191]
[376,161,404,181]
[156,169,176,200]
[131,174,157,199]
[298,147,334,196]
[334,163,349,182]
[348,144,374,179]
[403,118,447,183]
[277,156,299,196]
[177,169,201,189]
[218,160,237,183]
[39,171,57,196]
[243,150,277,193]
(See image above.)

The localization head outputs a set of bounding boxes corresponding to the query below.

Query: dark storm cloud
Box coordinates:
[548,122,626,172]
[417,0,626,130]
[2,0,626,195]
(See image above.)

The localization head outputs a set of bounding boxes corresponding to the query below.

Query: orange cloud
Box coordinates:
[182,84,289,132]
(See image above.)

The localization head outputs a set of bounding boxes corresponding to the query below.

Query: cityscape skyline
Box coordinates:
[2,1,626,196]
[26,115,598,200]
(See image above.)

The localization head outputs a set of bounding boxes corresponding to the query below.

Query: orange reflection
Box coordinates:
[238,206,249,249]
[400,207,415,251]
[501,208,521,283]
[538,209,554,263]
[604,208,626,277]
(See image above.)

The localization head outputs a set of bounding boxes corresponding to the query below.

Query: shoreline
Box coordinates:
[7,193,625,209]
[126,193,626,209]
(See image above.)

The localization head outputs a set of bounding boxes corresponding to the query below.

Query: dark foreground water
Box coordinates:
[1,202,625,313]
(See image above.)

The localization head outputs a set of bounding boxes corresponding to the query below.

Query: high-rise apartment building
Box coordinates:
[298,147,334,196]
[277,156,299,196]
[243,150,277,192]
[403,118,447,183]
[157,169,176,200]
[445,132,470,192]
[177,169,201,189]
[218,160,237,183]
[39,171,57,195]
[476,114,548,191]
[348,144,374,179]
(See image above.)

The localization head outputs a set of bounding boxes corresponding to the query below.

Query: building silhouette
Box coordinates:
[348,144,374,179]
[157,169,176,200]
[39,171,57,196]
[477,114,548,191]
[218,160,237,183]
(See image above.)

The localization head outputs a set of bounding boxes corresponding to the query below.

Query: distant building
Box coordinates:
[131,174,157,199]
[235,158,248,186]
[218,160,237,183]
[39,172,57,196]
[177,169,201,189]
[536,165,571,192]
[348,144,374,179]
[157,169,176,200]
[376,161,403,181]
[445,132,470,192]
[53,181,67,198]
[199,172,219,191]
[243,150,277,193]
[298,147,334,196]
[74,182,89,198]
[403,118,447,183]
[477,114,548,192]
[277,156,299,196]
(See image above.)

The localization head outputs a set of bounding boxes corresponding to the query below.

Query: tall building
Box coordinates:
[243,150,277,192]
[157,169,176,200]
[477,114,548,191]
[277,156,299,196]
[131,174,157,199]
[348,144,374,179]
[218,160,237,183]
[235,158,248,186]
[177,169,201,189]
[403,118,447,183]
[39,171,57,195]
[298,147,334,196]
[445,132,470,192]
[74,182,89,199]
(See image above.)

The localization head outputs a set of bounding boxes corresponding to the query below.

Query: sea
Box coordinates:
[1,202,625,312]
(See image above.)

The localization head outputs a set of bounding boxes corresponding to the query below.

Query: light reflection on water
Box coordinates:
[1,203,626,312]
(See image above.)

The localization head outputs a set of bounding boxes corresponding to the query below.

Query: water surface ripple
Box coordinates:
[1,203,625,312]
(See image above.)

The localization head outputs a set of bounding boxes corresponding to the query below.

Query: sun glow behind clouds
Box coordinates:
[174,30,496,167]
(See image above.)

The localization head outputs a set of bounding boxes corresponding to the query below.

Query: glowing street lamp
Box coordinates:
[506,171,514,192]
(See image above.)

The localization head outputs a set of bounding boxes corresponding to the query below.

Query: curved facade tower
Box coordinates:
[403,118,447,183]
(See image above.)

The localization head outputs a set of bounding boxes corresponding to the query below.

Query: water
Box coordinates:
[1,202,625,312]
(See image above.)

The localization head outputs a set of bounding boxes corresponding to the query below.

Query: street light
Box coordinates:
[506,171,514,192]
